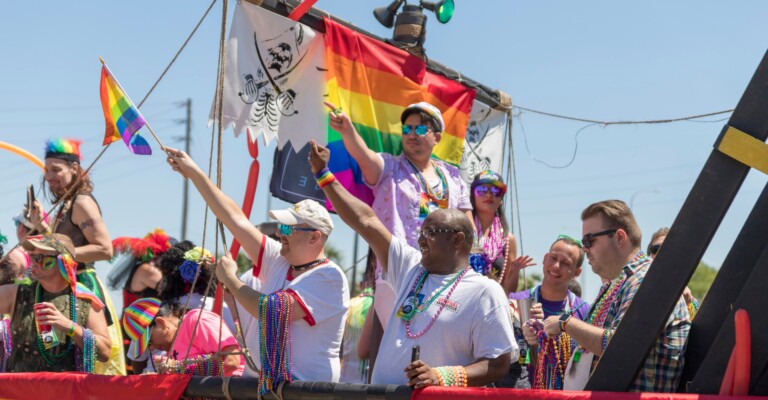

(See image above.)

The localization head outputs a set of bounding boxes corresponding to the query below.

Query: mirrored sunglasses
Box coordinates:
[473,185,503,198]
[401,124,429,136]
[278,223,317,236]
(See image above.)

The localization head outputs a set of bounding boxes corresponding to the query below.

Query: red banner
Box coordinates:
[412,387,762,400]
[0,373,190,400]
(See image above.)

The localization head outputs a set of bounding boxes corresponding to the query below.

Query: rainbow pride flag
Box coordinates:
[323,18,475,204]
[99,63,151,155]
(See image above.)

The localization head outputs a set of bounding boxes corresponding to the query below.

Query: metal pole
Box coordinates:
[181,98,192,240]
[351,233,359,292]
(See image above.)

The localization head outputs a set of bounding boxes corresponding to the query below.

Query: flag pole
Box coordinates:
[99,57,169,153]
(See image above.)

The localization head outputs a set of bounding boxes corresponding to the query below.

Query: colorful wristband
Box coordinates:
[66,323,77,337]
[314,168,336,188]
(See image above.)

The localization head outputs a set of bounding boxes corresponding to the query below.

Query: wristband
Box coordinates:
[314,168,336,188]
[66,323,77,337]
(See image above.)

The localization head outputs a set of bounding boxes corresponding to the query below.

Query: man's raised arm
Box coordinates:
[308,141,392,271]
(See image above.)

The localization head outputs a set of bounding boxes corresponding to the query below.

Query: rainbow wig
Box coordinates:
[470,170,507,196]
[45,138,82,163]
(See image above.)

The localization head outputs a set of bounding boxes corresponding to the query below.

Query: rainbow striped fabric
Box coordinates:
[99,64,151,155]
[58,254,105,312]
[323,18,475,205]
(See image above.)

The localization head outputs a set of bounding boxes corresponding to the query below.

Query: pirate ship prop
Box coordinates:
[1,0,768,399]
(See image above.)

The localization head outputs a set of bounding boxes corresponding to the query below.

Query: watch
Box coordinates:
[559,313,572,332]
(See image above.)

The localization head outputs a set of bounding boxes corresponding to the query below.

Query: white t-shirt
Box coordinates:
[371,237,518,385]
[237,236,350,381]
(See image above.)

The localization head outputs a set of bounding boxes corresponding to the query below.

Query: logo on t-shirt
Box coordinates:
[436,297,460,312]
[396,291,425,319]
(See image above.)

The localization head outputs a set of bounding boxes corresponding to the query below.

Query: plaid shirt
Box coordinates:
[602,253,691,392]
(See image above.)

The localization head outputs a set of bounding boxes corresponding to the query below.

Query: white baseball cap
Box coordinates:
[401,102,445,133]
[269,199,334,236]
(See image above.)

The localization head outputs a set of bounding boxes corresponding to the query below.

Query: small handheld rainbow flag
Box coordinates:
[99,59,151,155]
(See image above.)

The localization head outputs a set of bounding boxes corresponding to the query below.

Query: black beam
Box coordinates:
[253,0,506,109]
[680,181,768,389]
[184,377,412,400]
[687,241,768,394]
[585,50,768,391]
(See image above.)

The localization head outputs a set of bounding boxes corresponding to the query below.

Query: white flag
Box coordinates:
[213,2,327,148]
[458,100,509,184]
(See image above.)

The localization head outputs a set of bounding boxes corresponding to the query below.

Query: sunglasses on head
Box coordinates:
[401,124,429,136]
[648,243,662,256]
[31,254,57,270]
[581,229,617,249]
[278,223,318,236]
[473,185,503,198]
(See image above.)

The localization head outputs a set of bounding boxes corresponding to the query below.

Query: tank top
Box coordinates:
[54,193,101,271]
[8,284,91,372]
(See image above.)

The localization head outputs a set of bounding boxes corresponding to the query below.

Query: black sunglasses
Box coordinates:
[648,243,662,256]
[581,229,617,249]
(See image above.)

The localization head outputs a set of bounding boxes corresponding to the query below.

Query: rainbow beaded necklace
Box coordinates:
[572,251,648,362]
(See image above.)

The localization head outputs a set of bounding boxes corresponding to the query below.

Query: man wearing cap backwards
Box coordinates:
[165,147,350,382]
[0,233,111,372]
[308,142,516,387]
[325,101,472,330]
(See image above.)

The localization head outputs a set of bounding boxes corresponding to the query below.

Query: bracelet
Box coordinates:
[600,329,612,352]
[66,323,77,337]
[314,167,336,188]
[434,366,468,387]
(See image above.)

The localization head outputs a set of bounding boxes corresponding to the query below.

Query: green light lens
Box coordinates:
[436,0,454,24]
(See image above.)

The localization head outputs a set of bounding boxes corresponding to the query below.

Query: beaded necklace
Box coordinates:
[572,251,648,362]
[398,267,463,322]
[1,319,11,371]
[407,158,449,201]
[291,258,329,272]
[472,215,509,281]
[258,291,293,396]
[405,267,470,339]
[530,284,576,389]
[34,283,77,366]
[407,159,449,222]
[75,328,96,373]
[534,330,574,390]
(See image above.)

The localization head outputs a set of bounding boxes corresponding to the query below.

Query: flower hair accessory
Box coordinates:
[183,247,213,263]
[179,260,199,283]
[469,252,490,275]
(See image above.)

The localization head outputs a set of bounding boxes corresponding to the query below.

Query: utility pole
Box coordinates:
[180,98,192,240]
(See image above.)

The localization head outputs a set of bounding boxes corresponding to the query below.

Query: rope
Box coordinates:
[513,105,733,126]
[136,0,218,108]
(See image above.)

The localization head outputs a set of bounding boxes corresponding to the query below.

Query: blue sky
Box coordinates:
[2,1,767,305]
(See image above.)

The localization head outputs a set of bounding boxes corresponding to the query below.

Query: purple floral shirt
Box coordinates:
[370,153,471,249]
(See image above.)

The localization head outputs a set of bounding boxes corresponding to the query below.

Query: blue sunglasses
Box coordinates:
[402,124,429,136]
[278,223,317,236]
